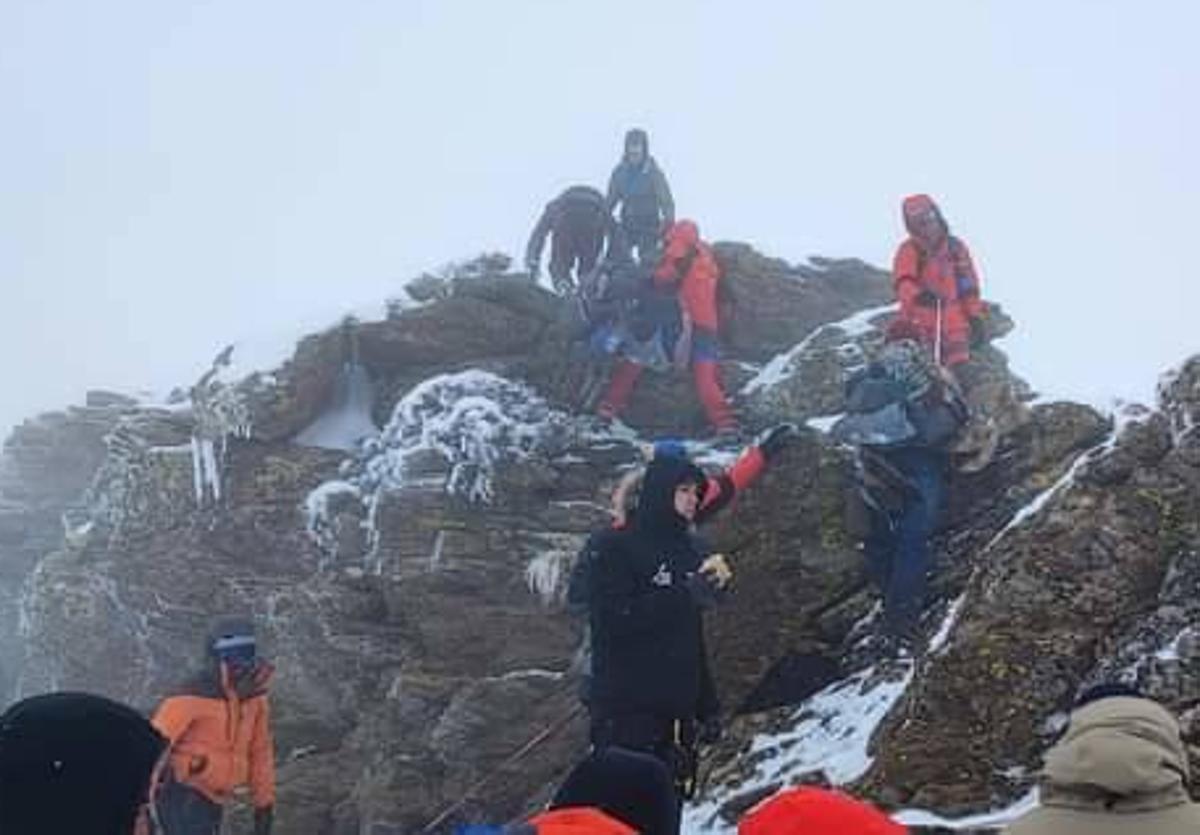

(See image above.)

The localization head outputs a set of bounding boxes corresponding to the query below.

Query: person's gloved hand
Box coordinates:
[915,288,941,308]
[969,316,988,348]
[254,805,274,835]
[758,423,799,460]
[698,715,723,746]
[700,553,733,588]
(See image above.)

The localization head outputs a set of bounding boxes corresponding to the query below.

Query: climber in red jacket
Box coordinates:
[596,220,737,434]
[891,195,986,368]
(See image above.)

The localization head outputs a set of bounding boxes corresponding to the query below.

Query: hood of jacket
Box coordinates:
[902,193,948,248]
[635,454,706,537]
[1040,696,1193,813]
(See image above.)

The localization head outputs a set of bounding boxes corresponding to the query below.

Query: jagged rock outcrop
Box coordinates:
[2,245,1193,835]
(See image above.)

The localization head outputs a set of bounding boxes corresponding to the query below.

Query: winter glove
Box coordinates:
[698,715,723,746]
[254,806,274,835]
[915,288,941,308]
[699,553,733,588]
[757,423,799,461]
[969,316,987,348]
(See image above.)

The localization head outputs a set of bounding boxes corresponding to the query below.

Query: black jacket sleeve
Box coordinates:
[591,536,691,641]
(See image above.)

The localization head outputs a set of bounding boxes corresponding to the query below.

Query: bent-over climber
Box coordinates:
[596,220,738,435]
[833,332,967,651]
[151,617,276,835]
[526,185,625,295]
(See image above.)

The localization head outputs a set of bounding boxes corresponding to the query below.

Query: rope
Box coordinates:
[419,702,586,834]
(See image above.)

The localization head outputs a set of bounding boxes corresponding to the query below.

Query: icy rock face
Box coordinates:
[6,242,1200,834]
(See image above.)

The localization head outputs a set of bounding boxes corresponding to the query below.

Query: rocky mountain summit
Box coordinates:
[2,245,1197,834]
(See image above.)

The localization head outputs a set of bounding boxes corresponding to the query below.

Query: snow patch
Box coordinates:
[741,304,897,395]
[806,414,844,434]
[928,592,968,655]
[894,789,1038,830]
[684,662,914,833]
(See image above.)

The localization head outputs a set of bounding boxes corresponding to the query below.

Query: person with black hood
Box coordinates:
[587,451,732,804]
[606,128,675,263]
[525,185,627,296]
[0,692,167,835]
[150,616,276,835]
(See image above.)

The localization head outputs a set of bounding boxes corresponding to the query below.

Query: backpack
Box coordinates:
[831,340,967,449]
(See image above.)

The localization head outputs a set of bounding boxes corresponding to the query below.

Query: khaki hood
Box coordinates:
[1041,697,1192,812]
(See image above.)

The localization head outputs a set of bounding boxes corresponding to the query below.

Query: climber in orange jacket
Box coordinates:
[151,617,276,835]
[892,195,986,368]
[597,220,737,434]
[739,786,907,835]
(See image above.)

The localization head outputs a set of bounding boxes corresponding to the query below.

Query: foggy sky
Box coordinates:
[2,1,1196,440]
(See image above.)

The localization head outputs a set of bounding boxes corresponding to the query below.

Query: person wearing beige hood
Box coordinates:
[1006,684,1200,834]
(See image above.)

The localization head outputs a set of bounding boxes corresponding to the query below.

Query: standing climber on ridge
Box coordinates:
[595,219,738,435]
[151,617,276,835]
[526,185,626,296]
[891,195,987,370]
[606,129,674,264]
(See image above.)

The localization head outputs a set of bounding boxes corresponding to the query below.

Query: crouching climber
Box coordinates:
[1005,684,1200,834]
[833,332,967,650]
[151,617,276,835]
[596,220,738,435]
[526,185,625,295]
[892,194,1002,471]
[586,450,734,810]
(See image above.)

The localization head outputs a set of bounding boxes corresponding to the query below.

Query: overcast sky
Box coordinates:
[2,1,1196,440]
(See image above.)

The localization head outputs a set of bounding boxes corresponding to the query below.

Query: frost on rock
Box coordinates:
[303,370,572,566]
[684,662,914,833]
[359,370,569,503]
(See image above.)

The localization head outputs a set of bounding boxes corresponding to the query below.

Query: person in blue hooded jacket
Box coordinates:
[606,129,674,264]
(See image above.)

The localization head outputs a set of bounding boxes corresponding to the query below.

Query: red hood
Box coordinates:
[902,193,947,243]
[739,787,907,835]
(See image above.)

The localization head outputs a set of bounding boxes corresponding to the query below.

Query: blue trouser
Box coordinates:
[863,447,945,637]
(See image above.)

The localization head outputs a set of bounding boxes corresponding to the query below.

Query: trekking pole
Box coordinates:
[934,298,944,367]
[419,702,586,834]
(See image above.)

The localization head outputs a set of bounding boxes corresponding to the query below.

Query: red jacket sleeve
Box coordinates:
[892,241,922,314]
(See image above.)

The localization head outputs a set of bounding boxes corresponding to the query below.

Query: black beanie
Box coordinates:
[0,692,166,835]
[551,747,678,835]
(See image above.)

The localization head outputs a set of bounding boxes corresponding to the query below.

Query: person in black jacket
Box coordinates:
[587,452,731,802]
[525,185,625,295]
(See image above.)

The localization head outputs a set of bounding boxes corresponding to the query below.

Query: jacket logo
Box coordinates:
[651,563,673,587]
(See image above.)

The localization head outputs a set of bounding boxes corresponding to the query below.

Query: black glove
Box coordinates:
[915,288,940,308]
[698,715,723,746]
[969,316,987,348]
[758,423,799,460]
[254,806,274,835]
[685,572,722,609]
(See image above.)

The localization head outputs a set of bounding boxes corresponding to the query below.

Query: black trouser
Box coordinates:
[590,712,698,801]
[549,225,604,292]
[154,780,223,835]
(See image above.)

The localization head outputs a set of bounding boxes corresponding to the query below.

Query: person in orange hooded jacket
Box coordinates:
[892,195,986,368]
[739,787,907,835]
[151,617,275,835]
[596,220,737,434]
